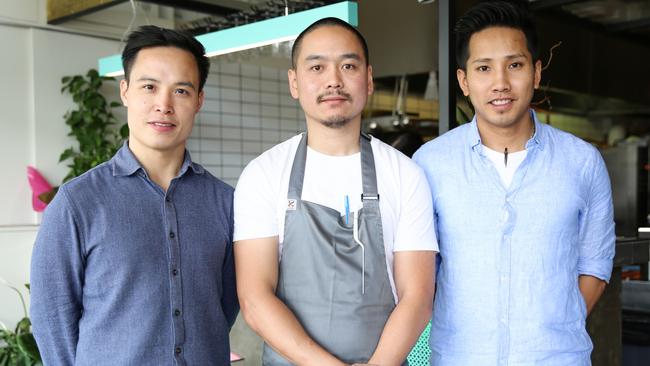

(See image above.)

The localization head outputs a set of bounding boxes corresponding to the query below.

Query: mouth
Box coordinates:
[488,97,515,110]
[148,121,177,131]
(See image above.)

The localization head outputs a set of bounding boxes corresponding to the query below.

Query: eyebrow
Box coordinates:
[304,53,363,62]
[136,76,196,90]
[471,53,527,64]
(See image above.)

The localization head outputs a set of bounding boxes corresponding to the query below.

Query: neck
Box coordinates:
[128,141,185,192]
[477,117,535,153]
[305,118,361,156]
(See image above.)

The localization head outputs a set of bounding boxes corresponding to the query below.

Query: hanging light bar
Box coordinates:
[99,1,358,77]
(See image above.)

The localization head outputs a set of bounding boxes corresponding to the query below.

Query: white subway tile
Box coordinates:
[242,90,260,103]
[261,105,280,117]
[220,74,240,88]
[221,140,241,153]
[222,153,242,166]
[219,62,240,75]
[242,116,262,128]
[221,87,240,101]
[241,64,260,77]
[242,102,261,116]
[242,141,262,154]
[261,66,280,79]
[242,77,260,90]
[201,152,222,165]
[242,128,261,141]
[281,106,297,119]
[201,125,221,139]
[260,80,279,92]
[222,101,240,114]
[221,127,241,140]
[262,129,281,142]
[262,117,280,129]
[221,114,241,127]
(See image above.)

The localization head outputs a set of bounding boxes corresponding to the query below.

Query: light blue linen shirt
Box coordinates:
[413,110,615,366]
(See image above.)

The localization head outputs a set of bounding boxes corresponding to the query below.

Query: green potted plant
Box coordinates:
[0,281,41,366]
[37,69,128,204]
[59,69,129,182]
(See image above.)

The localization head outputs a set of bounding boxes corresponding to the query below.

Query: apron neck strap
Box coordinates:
[287,133,379,202]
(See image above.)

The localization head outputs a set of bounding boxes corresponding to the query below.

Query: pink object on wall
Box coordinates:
[27,166,53,212]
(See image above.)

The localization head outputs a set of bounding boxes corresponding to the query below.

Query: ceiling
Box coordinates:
[49,0,650,118]
[530,0,650,45]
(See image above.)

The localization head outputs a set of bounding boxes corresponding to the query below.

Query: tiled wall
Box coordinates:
[188,61,303,187]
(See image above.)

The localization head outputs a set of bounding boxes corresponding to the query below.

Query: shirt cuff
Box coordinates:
[578,258,614,283]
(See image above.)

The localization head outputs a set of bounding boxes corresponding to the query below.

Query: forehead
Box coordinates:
[130,46,199,78]
[297,25,365,61]
[468,26,530,60]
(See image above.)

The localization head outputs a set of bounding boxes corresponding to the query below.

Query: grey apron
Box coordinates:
[262,133,396,365]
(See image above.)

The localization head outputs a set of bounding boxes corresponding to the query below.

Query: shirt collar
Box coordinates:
[111,141,205,177]
[468,108,545,152]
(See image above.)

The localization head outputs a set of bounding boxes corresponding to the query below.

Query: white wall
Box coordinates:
[31,29,122,187]
[0,227,37,329]
[0,25,35,226]
[0,24,121,327]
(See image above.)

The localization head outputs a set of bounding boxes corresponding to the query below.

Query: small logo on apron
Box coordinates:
[287,199,297,210]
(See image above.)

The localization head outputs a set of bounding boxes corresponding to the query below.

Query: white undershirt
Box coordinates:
[482,145,527,188]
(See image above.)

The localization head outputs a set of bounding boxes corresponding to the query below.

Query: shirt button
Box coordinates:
[174,309,181,316]
[170,232,175,238]
[172,269,178,276]
[175,347,182,354]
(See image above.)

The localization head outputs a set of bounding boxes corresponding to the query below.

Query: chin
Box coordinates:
[320,116,351,129]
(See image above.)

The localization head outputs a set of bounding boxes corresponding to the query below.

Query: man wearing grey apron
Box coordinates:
[234,18,438,366]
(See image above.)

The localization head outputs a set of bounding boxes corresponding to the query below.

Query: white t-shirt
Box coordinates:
[482,145,527,188]
[234,134,438,300]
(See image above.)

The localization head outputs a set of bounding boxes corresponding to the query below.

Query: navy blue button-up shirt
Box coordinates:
[414,110,615,365]
[31,143,238,366]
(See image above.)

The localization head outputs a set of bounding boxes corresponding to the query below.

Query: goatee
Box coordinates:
[320,116,350,129]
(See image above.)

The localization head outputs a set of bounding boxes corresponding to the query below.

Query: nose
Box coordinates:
[492,68,511,93]
[326,67,343,90]
[154,92,174,115]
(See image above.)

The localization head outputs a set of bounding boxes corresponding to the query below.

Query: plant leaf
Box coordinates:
[16,333,41,362]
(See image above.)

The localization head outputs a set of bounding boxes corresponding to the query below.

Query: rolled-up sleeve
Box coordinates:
[577,149,616,282]
[30,187,85,365]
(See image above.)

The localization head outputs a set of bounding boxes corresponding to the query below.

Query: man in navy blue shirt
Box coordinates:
[30,26,238,365]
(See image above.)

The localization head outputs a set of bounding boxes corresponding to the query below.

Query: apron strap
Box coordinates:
[287,133,308,200]
[287,132,380,211]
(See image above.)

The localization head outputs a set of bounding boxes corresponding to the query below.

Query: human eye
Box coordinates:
[476,65,489,72]
[342,63,356,71]
[142,84,154,91]
[509,62,523,69]
[310,65,322,72]
[175,88,190,95]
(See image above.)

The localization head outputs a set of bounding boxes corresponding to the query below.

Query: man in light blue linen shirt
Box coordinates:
[413,1,615,365]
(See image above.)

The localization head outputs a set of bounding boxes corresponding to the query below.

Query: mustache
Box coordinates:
[317,91,352,103]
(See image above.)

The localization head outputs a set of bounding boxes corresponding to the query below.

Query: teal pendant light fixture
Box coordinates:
[99,1,358,77]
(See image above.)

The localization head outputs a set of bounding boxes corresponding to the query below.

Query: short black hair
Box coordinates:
[122,25,210,91]
[455,0,539,70]
[291,17,369,69]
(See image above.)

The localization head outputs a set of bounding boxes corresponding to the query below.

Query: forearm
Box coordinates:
[30,257,81,365]
[240,292,345,366]
[30,192,84,365]
[368,251,436,366]
[367,294,432,366]
[579,274,607,315]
